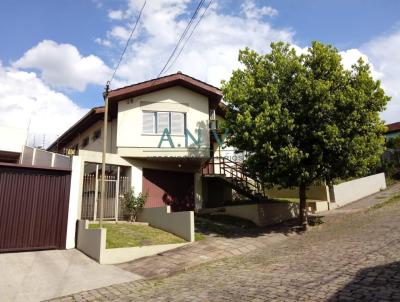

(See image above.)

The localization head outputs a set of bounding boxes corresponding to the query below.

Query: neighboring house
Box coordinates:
[0,126,27,163]
[48,72,232,220]
[385,122,400,139]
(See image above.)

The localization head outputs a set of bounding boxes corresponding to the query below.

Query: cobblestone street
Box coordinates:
[51,186,400,302]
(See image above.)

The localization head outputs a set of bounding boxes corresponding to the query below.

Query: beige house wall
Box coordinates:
[117,86,210,158]
[66,119,118,154]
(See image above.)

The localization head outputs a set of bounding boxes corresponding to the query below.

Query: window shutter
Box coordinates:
[171,112,185,134]
[157,112,170,134]
[142,112,155,133]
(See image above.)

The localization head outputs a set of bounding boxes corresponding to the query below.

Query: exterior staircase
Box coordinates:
[202,157,267,202]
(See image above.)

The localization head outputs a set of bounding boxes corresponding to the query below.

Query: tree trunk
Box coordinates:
[299,183,307,230]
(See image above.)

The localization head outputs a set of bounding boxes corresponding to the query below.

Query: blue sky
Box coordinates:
[0,0,399,145]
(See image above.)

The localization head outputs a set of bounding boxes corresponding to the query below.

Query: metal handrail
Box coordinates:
[203,157,265,197]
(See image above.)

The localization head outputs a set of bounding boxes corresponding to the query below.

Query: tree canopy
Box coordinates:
[222,41,390,227]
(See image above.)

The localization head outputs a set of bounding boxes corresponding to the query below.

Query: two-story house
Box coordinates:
[48,72,229,220]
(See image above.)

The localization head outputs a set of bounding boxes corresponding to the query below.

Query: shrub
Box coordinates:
[122,187,148,222]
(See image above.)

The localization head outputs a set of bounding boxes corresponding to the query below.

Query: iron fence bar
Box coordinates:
[94,165,99,221]
[115,166,120,221]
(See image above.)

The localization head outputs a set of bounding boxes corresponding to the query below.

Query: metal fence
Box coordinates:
[81,174,130,221]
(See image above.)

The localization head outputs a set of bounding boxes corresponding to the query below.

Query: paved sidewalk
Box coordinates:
[0,249,140,302]
[49,183,400,301]
[119,182,400,279]
[117,225,294,279]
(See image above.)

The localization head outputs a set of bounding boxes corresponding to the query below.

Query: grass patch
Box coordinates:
[269,198,297,203]
[194,232,207,241]
[370,194,400,210]
[195,214,258,237]
[89,223,185,249]
[200,214,257,229]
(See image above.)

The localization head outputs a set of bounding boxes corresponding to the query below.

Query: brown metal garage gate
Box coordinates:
[0,163,71,252]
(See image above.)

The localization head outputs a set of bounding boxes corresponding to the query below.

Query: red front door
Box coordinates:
[142,169,194,211]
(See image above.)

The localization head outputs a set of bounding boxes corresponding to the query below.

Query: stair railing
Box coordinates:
[203,156,266,198]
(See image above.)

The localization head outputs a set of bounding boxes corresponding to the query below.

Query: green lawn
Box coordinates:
[89,223,186,249]
[370,194,400,210]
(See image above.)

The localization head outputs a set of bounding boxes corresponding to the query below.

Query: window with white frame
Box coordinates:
[142,111,186,134]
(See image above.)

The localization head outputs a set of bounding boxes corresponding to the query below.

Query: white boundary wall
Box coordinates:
[76,220,188,264]
[138,206,194,242]
[332,173,386,207]
[20,146,71,169]
[65,156,81,249]
[264,173,387,209]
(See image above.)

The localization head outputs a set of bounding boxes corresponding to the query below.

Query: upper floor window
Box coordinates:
[143,111,185,135]
[81,137,89,148]
[92,129,101,141]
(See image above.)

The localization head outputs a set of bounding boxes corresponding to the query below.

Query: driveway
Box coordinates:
[0,249,141,302]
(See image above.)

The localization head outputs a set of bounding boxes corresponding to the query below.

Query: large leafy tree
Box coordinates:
[222,41,389,229]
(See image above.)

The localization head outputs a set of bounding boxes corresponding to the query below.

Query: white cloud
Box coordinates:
[108,9,126,20]
[241,0,278,19]
[14,40,111,91]
[359,29,400,123]
[97,0,399,124]
[108,26,132,42]
[95,37,112,47]
[102,0,293,88]
[340,48,383,79]
[0,63,88,147]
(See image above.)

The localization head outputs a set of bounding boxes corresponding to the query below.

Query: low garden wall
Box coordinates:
[332,173,386,206]
[20,146,71,169]
[266,185,330,201]
[265,173,386,208]
[76,220,188,264]
[219,201,329,226]
[222,202,299,227]
[76,220,105,261]
[137,206,194,242]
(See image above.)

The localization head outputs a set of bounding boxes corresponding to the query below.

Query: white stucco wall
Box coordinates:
[0,126,27,153]
[137,206,194,242]
[117,86,210,157]
[332,173,386,206]
[66,156,81,249]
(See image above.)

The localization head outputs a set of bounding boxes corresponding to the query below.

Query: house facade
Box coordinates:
[48,72,227,221]
[385,122,400,139]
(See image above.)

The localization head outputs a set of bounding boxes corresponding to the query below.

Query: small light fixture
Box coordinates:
[178,164,182,168]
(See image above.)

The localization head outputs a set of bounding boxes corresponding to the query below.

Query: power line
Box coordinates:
[164,0,212,74]
[157,0,205,77]
[108,0,147,85]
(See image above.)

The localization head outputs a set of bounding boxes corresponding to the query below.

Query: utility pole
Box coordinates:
[99,81,110,228]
